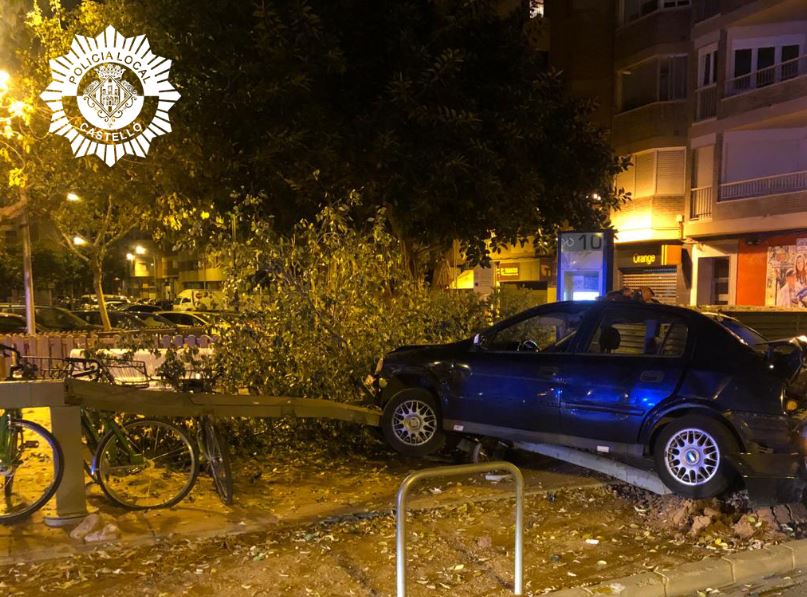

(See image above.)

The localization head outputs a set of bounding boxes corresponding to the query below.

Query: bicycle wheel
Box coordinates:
[202,417,233,505]
[93,418,198,510]
[1,419,64,524]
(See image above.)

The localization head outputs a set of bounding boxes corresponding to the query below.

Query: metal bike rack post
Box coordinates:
[396,461,524,597]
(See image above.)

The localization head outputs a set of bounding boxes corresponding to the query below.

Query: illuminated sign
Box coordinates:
[557,231,613,301]
[632,253,657,265]
[41,25,180,166]
[497,264,520,280]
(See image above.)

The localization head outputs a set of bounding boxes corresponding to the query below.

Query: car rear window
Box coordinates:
[587,309,689,357]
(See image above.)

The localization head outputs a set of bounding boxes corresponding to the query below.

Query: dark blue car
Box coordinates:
[373,301,807,498]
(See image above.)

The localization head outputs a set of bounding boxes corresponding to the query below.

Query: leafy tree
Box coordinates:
[215,198,488,402]
[12,1,624,278]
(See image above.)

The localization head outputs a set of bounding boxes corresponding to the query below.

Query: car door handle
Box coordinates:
[639,370,665,383]
[537,366,559,379]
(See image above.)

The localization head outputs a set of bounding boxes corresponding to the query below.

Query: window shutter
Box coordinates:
[615,158,635,197]
[656,149,685,195]
[634,152,656,198]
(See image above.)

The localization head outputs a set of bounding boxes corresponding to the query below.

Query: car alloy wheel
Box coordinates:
[663,428,720,487]
[391,399,438,446]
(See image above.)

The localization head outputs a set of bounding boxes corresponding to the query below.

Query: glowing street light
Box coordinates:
[126,252,135,261]
[66,192,81,202]
[134,245,147,255]
[72,235,87,246]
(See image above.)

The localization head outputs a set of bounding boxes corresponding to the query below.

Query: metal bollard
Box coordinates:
[396,461,524,597]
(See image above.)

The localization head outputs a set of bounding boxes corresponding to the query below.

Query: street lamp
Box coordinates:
[134,245,146,255]
[66,192,81,202]
[72,235,87,246]
[126,252,135,261]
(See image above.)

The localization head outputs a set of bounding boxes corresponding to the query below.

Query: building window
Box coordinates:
[616,148,686,199]
[698,46,718,88]
[727,38,806,95]
[619,56,687,112]
[620,0,690,26]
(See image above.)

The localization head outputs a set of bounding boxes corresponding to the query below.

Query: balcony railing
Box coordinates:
[690,186,714,220]
[719,170,807,201]
[694,84,717,121]
[725,54,807,97]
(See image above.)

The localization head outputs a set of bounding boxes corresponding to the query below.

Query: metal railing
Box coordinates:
[695,84,717,120]
[690,185,714,219]
[725,54,807,97]
[719,170,807,201]
[396,462,524,597]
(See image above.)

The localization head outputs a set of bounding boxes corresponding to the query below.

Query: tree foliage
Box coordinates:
[214,198,488,402]
[4,0,624,274]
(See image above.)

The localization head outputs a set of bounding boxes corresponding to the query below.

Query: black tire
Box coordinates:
[94,418,199,510]
[381,389,445,457]
[1,419,64,525]
[202,417,233,505]
[653,415,738,499]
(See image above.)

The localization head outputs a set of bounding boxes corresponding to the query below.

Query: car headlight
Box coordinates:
[374,357,384,375]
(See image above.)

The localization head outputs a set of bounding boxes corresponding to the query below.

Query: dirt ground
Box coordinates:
[0,441,796,597]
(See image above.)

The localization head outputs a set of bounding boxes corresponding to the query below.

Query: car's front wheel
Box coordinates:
[653,415,738,498]
[381,389,445,457]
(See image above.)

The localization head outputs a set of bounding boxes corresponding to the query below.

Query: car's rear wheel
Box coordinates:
[653,415,738,498]
[381,389,445,457]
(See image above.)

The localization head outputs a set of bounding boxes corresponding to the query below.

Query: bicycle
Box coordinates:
[172,369,233,506]
[0,345,64,524]
[65,356,200,510]
[1,346,199,516]
[74,351,233,507]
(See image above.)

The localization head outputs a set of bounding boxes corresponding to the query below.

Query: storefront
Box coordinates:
[736,232,807,308]
[614,242,684,304]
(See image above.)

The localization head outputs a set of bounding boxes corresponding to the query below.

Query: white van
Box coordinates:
[173,289,227,311]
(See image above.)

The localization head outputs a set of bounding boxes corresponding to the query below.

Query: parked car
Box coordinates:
[371,300,807,499]
[73,310,177,332]
[156,311,214,335]
[78,294,132,309]
[121,304,162,313]
[0,304,100,332]
[0,313,35,334]
[173,289,227,312]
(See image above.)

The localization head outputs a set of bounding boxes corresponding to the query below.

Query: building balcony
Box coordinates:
[689,186,714,220]
[612,101,689,153]
[694,84,718,121]
[725,54,807,98]
[719,169,807,201]
[614,5,691,64]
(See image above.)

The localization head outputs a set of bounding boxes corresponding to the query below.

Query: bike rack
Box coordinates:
[395,461,524,597]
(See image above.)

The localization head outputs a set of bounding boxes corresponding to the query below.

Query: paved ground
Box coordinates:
[1,410,801,595]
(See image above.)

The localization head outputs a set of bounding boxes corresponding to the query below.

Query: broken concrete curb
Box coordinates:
[550,538,807,596]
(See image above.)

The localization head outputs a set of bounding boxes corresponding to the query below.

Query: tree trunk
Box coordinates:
[20,204,36,335]
[92,258,112,331]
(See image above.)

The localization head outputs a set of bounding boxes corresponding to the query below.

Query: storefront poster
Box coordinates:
[765,239,807,308]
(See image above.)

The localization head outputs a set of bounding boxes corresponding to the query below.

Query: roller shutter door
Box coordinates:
[620,267,678,304]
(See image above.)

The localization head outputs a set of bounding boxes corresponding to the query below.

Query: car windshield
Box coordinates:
[37,307,90,330]
[709,314,767,351]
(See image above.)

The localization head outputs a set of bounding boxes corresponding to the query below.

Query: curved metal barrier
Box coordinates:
[396,461,524,596]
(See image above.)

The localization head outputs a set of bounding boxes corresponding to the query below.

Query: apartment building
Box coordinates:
[548,0,807,307]
[686,0,807,308]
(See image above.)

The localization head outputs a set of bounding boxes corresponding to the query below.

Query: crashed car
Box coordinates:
[372,301,807,499]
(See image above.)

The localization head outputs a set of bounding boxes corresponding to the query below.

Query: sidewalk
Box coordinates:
[0,450,604,565]
[1,448,799,596]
